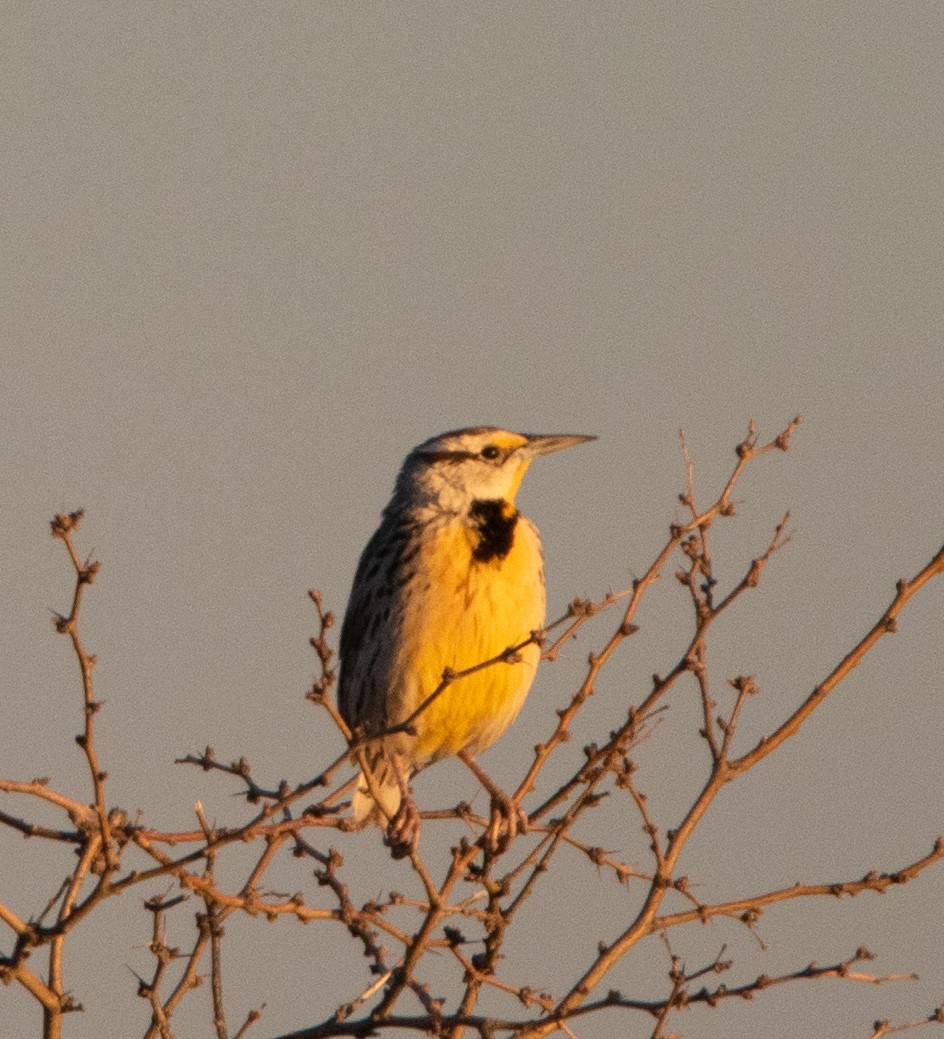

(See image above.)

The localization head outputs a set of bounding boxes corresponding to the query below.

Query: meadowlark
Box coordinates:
[337,427,594,852]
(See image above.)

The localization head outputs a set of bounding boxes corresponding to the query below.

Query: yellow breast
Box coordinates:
[394,514,546,762]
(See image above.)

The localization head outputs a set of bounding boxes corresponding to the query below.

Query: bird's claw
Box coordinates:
[384,798,420,859]
[485,796,528,853]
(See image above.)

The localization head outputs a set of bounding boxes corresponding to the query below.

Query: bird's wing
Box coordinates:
[337,516,419,732]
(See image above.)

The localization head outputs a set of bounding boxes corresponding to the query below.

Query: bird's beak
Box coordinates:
[521,433,597,459]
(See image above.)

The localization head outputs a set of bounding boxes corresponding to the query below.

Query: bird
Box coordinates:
[337,426,595,853]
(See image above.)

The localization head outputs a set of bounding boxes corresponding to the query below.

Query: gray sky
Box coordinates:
[3,4,943,1038]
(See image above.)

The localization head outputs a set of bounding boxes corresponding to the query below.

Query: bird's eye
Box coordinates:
[481,445,500,460]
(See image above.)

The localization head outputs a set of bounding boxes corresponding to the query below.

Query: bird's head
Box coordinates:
[391,427,596,514]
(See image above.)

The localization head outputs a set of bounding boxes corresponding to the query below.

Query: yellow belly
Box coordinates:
[394,517,545,762]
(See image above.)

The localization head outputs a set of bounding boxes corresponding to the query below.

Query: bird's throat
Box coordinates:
[468,499,518,563]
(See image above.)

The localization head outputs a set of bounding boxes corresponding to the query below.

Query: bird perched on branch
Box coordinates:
[338,426,594,854]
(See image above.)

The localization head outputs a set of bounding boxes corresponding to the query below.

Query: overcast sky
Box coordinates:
[3,5,943,1038]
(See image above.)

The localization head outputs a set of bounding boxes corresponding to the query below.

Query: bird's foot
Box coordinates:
[384,797,420,859]
[485,793,529,853]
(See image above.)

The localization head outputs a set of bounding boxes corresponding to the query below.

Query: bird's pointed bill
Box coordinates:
[521,433,596,458]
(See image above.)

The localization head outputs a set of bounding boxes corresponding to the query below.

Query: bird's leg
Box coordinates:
[458,750,528,852]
